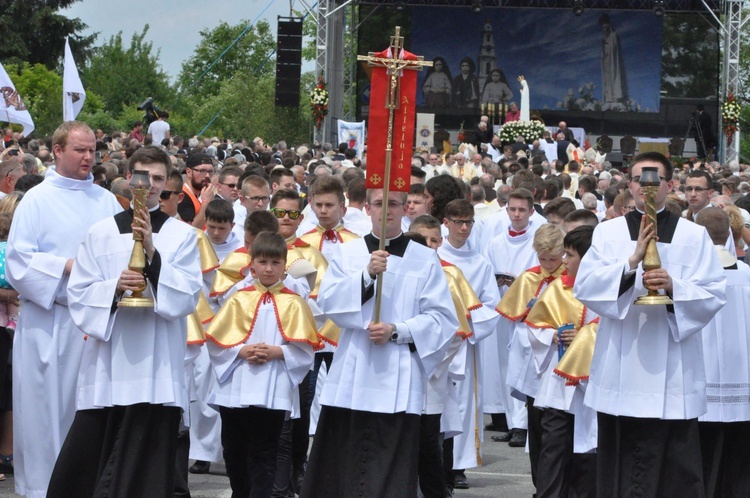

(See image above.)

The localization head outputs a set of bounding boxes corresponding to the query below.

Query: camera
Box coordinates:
[137,97,161,126]
[7,147,19,157]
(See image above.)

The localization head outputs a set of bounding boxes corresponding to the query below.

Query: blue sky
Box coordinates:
[412,8,664,111]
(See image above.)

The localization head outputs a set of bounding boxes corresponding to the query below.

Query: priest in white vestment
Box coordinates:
[695,208,750,497]
[436,199,500,487]
[46,146,202,496]
[575,153,726,497]
[6,122,122,498]
[301,188,458,498]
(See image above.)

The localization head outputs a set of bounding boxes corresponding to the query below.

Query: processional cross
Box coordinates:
[357,27,431,323]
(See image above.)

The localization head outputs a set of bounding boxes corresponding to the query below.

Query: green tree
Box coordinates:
[661,14,720,99]
[2,62,104,136]
[190,72,313,143]
[82,26,172,118]
[178,20,276,99]
[0,0,95,69]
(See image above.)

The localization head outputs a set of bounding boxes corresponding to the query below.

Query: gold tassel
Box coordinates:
[472,346,483,466]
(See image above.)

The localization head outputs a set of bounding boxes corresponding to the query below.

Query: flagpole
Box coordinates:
[357,27,432,324]
[372,90,397,324]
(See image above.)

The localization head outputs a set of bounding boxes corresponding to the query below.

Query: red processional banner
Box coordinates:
[365,48,418,193]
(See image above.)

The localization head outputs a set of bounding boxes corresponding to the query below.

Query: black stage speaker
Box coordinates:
[275,17,303,107]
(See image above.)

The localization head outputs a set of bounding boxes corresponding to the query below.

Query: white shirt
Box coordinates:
[147,119,170,145]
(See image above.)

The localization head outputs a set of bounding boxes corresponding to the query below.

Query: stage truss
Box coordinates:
[314,0,742,162]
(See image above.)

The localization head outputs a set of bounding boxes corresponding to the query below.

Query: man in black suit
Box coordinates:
[556,133,571,164]
[469,121,493,149]
[556,121,579,147]
[692,105,715,159]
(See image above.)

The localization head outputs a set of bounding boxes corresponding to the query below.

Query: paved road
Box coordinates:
[0,415,535,497]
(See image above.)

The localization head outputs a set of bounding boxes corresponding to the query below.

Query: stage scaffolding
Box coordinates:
[314,0,742,162]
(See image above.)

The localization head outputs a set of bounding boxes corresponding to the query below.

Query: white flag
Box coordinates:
[337,120,366,159]
[63,37,86,121]
[0,62,34,137]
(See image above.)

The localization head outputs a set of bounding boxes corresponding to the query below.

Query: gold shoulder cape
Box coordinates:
[524,275,587,331]
[554,318,598,386]
[195,229,220,273]
[497,265,565,322]
[287,237,328,299]
[300,225,360,253]
[206,281,322,350]
[209,246,316,298]
[441,260,481,339]
[210,248,251,297]
[187,292,214,345]
[298,227,359,347]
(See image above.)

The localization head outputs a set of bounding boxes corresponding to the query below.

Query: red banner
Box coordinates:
[365,48,418,193]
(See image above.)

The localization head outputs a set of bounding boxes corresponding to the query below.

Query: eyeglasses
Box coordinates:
[684,186,708,193]
[447,218,475,227]
[631,176,667,183]
[247,195,270,204]
[221,183,238,189]
[271,208,301,220]
[160,189,179,200]
[191,168,214,176]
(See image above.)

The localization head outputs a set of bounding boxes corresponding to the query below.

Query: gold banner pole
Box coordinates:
[357,27,432,323]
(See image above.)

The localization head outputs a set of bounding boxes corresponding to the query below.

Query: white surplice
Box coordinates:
[68,211,202,413]
[575,215,726,419]
[207,296,314,414]
[191,233,242,462]
[700,248,750,423]
[484,228,540,430]
[7,168,122,498]
[317,236,458,415]
[438,240,501,470]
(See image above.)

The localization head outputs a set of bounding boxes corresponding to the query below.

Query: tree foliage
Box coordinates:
[190,72,313,144]
[661,14,720,99]
[0,0,95,69]
[178,20,276,100]
[5,62,104,136]
[82,26,172,118]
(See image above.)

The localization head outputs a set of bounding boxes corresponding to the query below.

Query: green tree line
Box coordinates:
[3,4,316,143]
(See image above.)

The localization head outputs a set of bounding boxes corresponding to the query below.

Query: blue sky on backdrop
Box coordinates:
[412,8,663,111]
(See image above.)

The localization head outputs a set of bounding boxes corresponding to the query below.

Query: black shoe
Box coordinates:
[453,471,469,489]
[189,460,211,474]
[508,429,527,447]
[484,423,509,432]
[292,466,305,495]
[491,431,513,443]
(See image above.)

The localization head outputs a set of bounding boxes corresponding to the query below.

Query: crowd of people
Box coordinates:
[0,117,746,498]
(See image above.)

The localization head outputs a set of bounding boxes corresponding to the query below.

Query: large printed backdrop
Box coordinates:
[410,8,663,114]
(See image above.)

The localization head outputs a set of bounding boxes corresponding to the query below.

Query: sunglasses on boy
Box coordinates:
[270,208,301,220]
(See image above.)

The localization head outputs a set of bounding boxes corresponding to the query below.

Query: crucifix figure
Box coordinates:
[358,27,431,110]
[357,26,431,322]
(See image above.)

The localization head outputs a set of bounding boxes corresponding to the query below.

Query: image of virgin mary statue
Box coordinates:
[599,14,628,109]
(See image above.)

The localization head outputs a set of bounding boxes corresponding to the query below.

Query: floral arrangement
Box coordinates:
[498,120,546,144]
[721,93,741,145]
[310,74,329,130]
